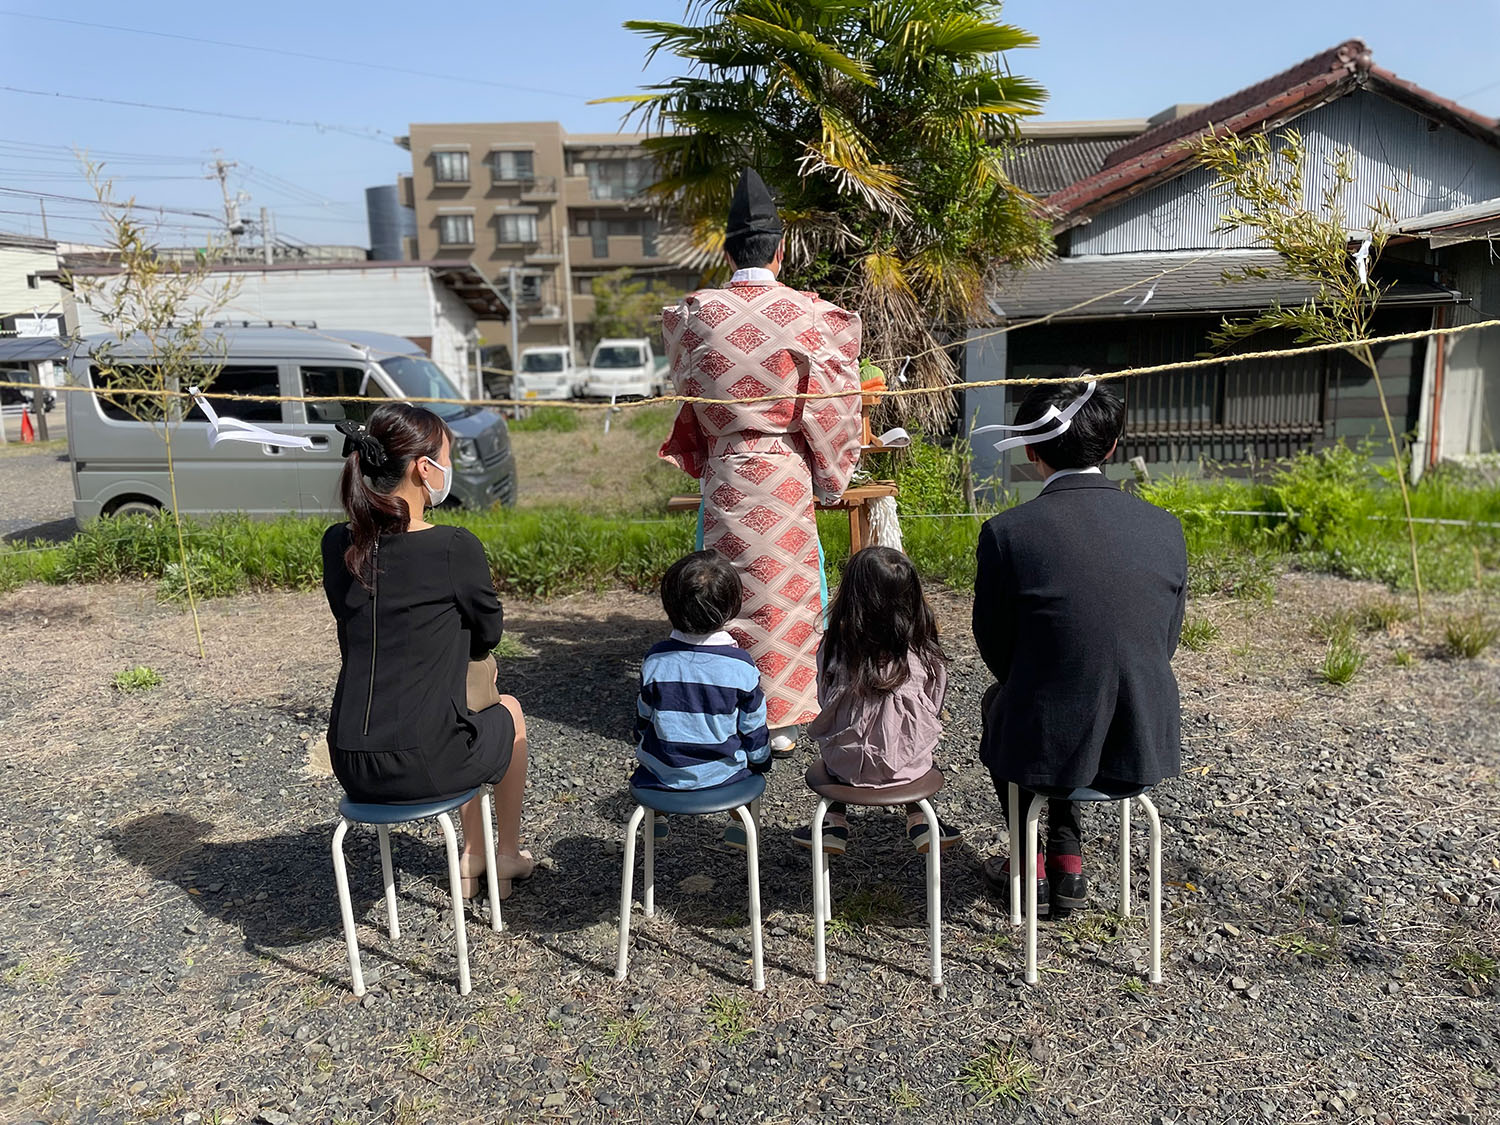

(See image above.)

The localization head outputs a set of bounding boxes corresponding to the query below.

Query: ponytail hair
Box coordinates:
[337,403,451,589]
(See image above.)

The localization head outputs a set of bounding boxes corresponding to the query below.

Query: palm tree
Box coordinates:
[606,0,1052,430]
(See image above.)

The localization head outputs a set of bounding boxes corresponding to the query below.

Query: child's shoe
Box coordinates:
[792,816,849,855]
[722,816,750,852]
[769,733,798,759]
[906,813,962,854]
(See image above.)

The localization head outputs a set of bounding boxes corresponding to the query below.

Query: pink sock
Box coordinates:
[1003,855,1047,878]
[1048,854,1083,876]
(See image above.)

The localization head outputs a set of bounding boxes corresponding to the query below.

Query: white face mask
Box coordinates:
[421,456,452,507]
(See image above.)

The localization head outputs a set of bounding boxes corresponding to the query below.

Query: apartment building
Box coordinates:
[396,122,699,360]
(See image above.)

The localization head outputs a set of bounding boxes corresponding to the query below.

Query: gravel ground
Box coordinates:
[0,398,73,540]
[0,573,1497,1125]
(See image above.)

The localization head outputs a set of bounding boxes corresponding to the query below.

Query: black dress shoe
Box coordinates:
[1052,872,1089,910]
[980,856,1050,917]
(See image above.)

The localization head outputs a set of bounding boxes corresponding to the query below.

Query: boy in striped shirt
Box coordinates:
[634,551,770,848]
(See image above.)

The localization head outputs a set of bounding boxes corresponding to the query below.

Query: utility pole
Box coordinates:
[208,154,248,253]
[38,200,49,240]
[508,264,521,384]
[260,207,273,266]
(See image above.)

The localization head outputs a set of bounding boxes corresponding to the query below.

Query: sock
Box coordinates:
[1002,854,1047,878]
[1047,853,1083,876]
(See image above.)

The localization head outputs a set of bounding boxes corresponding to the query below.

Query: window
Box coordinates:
[186,366,284,424]
[437,214,475,246]
[582,157,653,200]
[591,221,608,259]
[491,149,534,182]
[518,274,544,303]
[379,355,469,422]
[433,150,469,183]
[300,365,385,425]
[91,364,159,422]
[497,213,538,244]
[26,274,39,290]
[642,217,659,259]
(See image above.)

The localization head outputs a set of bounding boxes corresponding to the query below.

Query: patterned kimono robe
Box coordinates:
[659,279,863,727]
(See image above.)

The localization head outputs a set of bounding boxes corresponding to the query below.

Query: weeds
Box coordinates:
[401,1030,442,1071]
[1120,976,1148,995]
[1272,930,1338,963]
[704,994,753,1044]
[603,1010,651,1048]
[508,406,579,433]
[1393,649,1415,668]
[494,633,530,659]
[959,1042,1040,1105]
[113,665,162,692]
[890,1080,922,1110]
[1179,616,1220,652]
[1358,598,1410,633]
[1447,948,1498,983]
[837,885,906,928]
[1320,633,1365,686]
[1444,613,1498,660]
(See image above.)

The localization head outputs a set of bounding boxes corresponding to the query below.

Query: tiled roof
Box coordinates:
[1001,138,1135,196]
[1045,40,1500,231]
[987,251,1455,321]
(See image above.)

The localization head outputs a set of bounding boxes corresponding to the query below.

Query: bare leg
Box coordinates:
[460,694,530,873]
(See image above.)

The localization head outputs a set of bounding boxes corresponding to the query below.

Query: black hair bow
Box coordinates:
[334,419,388,468]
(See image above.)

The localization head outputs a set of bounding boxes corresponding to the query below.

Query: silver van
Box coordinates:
[66,327,517,523]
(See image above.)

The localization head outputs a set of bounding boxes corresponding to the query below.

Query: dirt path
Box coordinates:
[0,574,1496,1125]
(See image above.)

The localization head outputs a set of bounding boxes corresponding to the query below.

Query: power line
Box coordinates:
[0,185,222,222]
[0,10,586,100]
[0,85,394,144]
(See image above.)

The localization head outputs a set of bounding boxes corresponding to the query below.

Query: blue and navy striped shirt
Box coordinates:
[633,630,770,790]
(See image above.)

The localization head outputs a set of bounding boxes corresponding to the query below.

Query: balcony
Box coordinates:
[516,176,560,201]
[523,235,564,263]
[565,176,652,209]
[569,233,663,266]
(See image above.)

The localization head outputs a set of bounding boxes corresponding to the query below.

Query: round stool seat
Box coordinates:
[1017,780,1148,803]
[629,773,766,816]
[338,787,481,825]
[805,762,943,807]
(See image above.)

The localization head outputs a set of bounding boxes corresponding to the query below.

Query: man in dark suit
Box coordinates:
[973,379,1187,915]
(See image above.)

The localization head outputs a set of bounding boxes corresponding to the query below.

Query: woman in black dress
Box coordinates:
[321,403,532,898]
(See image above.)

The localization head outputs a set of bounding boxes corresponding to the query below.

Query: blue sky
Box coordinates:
[3,1,1497,248]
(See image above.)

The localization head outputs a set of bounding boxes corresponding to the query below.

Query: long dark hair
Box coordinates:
[821,546,945,697]
[338,403,450,589]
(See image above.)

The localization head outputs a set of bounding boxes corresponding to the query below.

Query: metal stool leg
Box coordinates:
[1008,783,1022,927]
[734,803,765,992]
[435,812,471,996]
[914,797,944,995]
[481,789,502,933]
[1138,794,1163,984]
[812,797,831,984]
[331,818,365,996]
[642,801,655,919]
[1024,795,1042,985]
[615,805,646,981]
[376,823,399,941]
[1119,799,1132,918]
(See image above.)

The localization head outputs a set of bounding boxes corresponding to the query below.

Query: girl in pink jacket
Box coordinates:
[795,547,962,855]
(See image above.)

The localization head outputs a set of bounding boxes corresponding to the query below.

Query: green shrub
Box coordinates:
[113,665,162,692]
[1443,613,1498,660]
[1358,598,1411,633]
[1179,616,1220,652]
[508,406,580,433]
[1320,633,1365,685]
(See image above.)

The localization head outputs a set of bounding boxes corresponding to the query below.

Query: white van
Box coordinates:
[66,327,517,522]
[584,338,658,400]
[512,346,582,401]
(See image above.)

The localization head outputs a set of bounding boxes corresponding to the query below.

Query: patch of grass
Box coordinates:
[624,402,678,437]
[112,665,162,693]
[1393,649,1415,668]
[890,1080,921,1110]
[602,1010,651,1048]
[493,633,530,659]
[1444,612,1498,660]
[1119,976,1148,995]
[837,884,906,928]
[704,994,753,1045]
[1056,912,1123,949]
[508,406,580,433]
[1272,929,1338,963]
[1311,610,1358,642]
[400,1030,442,1071]
[1447,948,1498,983]
[1358,598,1410,633]
[1179,615,1220,652]
[1319,633,1365,686]
[503,989,525,1012]
[959,1042,1040,1105]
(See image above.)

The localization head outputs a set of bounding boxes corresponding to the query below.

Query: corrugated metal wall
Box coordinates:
[1072,90,1500,255]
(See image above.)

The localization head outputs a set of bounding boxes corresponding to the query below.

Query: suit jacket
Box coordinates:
[973,474,1187,789]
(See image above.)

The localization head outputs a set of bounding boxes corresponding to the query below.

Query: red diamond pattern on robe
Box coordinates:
[760,350,798,379]
[822,309,851,334]
[726,375,771,399]
[680,328,703,352]
[698,350,734,376]
[766,696,791,725]
[765,399,795,427]
[750,603,787,632]
[772,478,807,505]
[839,340,860,361]
[702,514,719,535]
[704,404,734,429]
[725,323,770,353]
[795,328,824,352]
[728,626,754,650]
[734,459,778,485]
[741,505,784,535]
[662,307,682,333]
[755,650,791,678]
[683,376,704,396]
[785,664,817,693]
[784,620,816,648]
[775,526,810,555]
[813,404,842,433]
[760,298,805,327]
[780,575,813,602]
[727,284,773,301]
[746,554,787,584]
[696,301,733,327]
[710,482,746,509]
[715,532,750,560]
